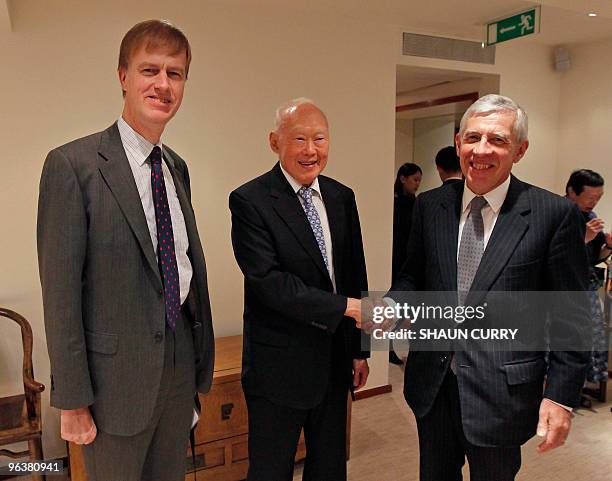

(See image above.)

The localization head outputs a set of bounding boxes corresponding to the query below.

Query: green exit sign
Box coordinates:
[487,8,540,45]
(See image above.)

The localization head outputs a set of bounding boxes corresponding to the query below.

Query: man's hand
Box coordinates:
[536,399,571,453]
[359,296,397,334]
[604,230,612,249]
[61,407,97,445]
[585,218,604,243]
[352,359,369,390]
[345,298,362,328]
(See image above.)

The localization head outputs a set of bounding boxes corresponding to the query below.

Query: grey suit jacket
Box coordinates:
[389,176,590,447]
[37,123,214,436]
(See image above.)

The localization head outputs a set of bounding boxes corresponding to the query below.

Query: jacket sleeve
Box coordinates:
[37,149,94,409]
[348,191,370,359]
[543,202,591,407]
[387,195,426,298]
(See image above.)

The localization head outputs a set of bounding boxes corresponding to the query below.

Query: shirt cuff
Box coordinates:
[545,398,572,412]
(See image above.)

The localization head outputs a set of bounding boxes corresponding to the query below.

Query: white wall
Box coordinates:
[412,114,456,192]
[0,0,601,459]
[557,38,612,222]
[395,119,413,167]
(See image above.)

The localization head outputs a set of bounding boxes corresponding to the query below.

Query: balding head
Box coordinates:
[273,98,329,133]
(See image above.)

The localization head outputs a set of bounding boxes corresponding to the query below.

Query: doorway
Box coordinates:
[395,66,500,193]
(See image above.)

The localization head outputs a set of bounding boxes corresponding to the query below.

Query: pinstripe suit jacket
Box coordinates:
[389,176,590,446]
[37,123,215,436]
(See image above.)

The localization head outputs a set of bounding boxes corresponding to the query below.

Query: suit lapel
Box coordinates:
[162,148,199,250]
[467,176,530,305]
[320,177,345,284]
[97,123,162,289]
[269,165,330,279]
[163,148,204,316]
[437,183,462,291]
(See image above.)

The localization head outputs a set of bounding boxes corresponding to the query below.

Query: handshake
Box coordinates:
[344,296,402,333]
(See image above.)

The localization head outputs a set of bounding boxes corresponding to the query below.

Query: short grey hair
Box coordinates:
[459,94,528,143]
[273,97,317,131]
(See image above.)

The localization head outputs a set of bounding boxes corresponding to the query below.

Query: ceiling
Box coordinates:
[264,0,612,96]
[395,66,480,96]
[232,0,612,46]
[6,0,612,45]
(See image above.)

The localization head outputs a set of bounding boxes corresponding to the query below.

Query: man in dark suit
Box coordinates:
[388,94,590,481]
[435,145,463,185]
[37,20,214,481]
[229,98,369,481]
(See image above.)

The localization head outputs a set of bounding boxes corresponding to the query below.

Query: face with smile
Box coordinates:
[119,45,187,143]
[270,104,329,186]
[456,111,529,195]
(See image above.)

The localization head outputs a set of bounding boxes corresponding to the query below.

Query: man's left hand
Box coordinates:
[352,359,369,390]
[536,398,572,453]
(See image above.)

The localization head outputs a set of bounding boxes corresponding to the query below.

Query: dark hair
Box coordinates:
[118,19,191,90]
[435,146,461,173]
[394,163,422,196]
[565,169,604,195]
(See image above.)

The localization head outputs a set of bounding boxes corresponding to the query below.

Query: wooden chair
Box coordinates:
[0,307,45,481]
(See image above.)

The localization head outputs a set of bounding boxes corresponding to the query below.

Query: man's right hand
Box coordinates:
[61,407,97,445]
[585,218,604,243]
[345,298,362,328]
[345,296,397,333]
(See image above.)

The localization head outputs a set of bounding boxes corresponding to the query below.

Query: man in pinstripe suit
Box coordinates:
[388,95,590,481]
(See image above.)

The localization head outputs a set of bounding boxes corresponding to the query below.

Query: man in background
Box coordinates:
[38,20,214,481]
[566,169,611,393]
[230,98,368,481]
[435,145,463,185]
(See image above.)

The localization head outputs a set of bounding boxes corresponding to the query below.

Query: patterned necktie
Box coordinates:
[150,146,180,330]
[457,196,488,305]
[298,186,329,270]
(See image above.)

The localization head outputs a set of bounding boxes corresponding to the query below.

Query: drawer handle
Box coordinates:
[221,403,234,420]
[186,453,206,472]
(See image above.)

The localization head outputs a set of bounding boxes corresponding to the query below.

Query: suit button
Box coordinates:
[154,331,164,343]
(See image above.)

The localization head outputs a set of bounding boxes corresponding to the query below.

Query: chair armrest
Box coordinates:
[24,377,45,393]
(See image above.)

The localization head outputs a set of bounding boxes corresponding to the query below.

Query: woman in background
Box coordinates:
[390,163,422,365]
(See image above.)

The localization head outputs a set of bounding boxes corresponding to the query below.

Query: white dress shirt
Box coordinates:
[280,164,336,291]
[117,117,192,305]
[457,175,511,258]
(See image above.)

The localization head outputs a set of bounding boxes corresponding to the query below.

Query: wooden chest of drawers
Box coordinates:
[185,335,306,480]
[68,335,310,481]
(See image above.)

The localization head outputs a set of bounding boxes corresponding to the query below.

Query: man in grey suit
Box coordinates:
[37,20,214,481]
[387,95,590,481]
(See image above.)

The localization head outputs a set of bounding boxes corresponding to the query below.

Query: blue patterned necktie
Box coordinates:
[298,186,329,270]
[457,196,488,305]
[150,146,180,330]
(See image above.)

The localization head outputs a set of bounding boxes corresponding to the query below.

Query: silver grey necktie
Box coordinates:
[457,196,488,305]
